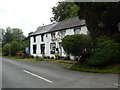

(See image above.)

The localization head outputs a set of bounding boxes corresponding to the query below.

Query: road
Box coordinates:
[2,57,119,88]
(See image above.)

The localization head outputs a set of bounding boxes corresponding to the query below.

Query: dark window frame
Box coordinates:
[50,43,56,54]
[33,36,36,42]
[41,34,44,42]
[33,44,37,54]
[74,27,81,34]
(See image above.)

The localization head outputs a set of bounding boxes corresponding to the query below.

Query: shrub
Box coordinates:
[2,44,10,56]
[51,56,54,59]
[35,56,44,61]
[64,56,70,60]
[42,54,47,59]
[9,41,20,56]
[55,53,60,59]
[46,56,50,59]
[61,34,93,62]
[87,36,120,67]
[112,33,120,43]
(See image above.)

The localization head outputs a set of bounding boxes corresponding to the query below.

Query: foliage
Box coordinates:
[51,2,79,22]
[2,44,10,56]
[69,64,120,74]
[76,2,120,38]
[2,27,29,57]
[112,33,120,43]
[2,27,25,45]
[87,36,120,67]
[35,56,44,61]
[51,56,54,59]
[61,34,93,61]
[10,41,21,56]
[64,56,70,60]
[0,29,5,43]
[46,56,50,59]
[55,53,60,59]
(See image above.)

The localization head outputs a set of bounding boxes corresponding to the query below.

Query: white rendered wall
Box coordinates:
[30,26,89,58]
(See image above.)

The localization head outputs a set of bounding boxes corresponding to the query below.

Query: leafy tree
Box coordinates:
[76,2,120,38]
[2,44,10,56]
[61,34,93,62]
[10,41,20,56]
[87,36,120,67]
[51,2,79,22]
[2,27,25,45]
[0,29,5,43]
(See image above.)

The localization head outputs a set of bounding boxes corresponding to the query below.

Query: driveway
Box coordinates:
[2,57,119,88]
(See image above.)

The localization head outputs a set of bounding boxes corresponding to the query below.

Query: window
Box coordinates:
[33,36,36,42]
[61,30,66,38]
[50,43,56,54]
[40,44,45,54]
[33,45,37,54]
[74,27,81,34]
[51,32,55,40]
[41,34,44,42]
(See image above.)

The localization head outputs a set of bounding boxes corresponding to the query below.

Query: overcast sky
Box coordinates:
[0,0,61,36]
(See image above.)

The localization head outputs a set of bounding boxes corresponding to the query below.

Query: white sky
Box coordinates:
[0,0,61,36]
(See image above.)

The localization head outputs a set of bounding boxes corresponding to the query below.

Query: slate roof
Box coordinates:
[30,23,57,36]
[29,17,85,36]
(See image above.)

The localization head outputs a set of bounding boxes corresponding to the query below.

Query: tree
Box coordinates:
[75,2,120,38]
[61,34,93,62]
[51,2,79,22]
[2,27,25,45]
[0,28,5,43]
[87,36,120,67]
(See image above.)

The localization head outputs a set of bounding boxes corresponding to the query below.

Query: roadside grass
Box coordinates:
[69,64,120,74]
[0,52,2,56]
[3,56,119,74]
[44,59,76,65]
[3,56,41,63]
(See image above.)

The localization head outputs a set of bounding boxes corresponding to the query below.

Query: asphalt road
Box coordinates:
[2,57,119,88]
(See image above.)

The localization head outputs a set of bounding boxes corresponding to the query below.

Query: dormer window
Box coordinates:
[74,27,81,34]
[33,36,36,42]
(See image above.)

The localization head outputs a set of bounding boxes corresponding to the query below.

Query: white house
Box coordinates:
[29,17,89,59]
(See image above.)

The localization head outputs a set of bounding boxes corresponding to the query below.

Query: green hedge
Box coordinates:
[87,36,120,67]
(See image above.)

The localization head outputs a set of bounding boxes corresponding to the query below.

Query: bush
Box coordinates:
[46,56,50,59]
[61,34,93,62]
[42,54,47,59]
[51,56,54,59]
[112,33,120,43]
[87,36,120,67]
[55,53,60,59]
[35,56,44,61]
[64,56,70,60]
[10,41,20,56]
[3,41,21,56]
[2,44,10,56]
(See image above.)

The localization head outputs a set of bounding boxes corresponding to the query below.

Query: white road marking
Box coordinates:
[23,70,53,83]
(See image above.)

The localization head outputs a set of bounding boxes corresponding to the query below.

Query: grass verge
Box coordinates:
[69,64,120,74]
[2,56,41,63]
[2,56,119,74]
